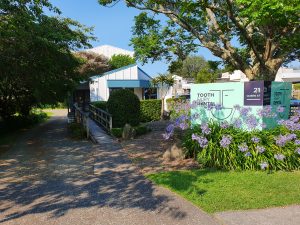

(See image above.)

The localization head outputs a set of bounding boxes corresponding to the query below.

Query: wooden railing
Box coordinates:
[74,104,90,138]
[89,104,112,132]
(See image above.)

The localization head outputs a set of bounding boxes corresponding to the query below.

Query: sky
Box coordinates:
[48,0,217,77]
[49,0,299,76]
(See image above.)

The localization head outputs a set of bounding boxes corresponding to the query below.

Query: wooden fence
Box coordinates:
[74,104,90,138]
[89,104,112,132]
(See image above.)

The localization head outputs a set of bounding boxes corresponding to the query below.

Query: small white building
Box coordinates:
[89,63,152,101]
[219,68,300,83]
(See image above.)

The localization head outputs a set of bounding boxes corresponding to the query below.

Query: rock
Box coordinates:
[122,123,136,140]
[163,142,185,161]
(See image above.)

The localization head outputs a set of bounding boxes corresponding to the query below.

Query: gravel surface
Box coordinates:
[0,109,219,225]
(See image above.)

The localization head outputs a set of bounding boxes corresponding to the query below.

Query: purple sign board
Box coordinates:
[244,81,264,106]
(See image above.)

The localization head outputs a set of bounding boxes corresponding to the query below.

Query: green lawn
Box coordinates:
[147,169,300,213]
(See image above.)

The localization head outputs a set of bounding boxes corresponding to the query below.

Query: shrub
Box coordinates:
[107,89,140,128]
[140,99,161,122]
[135,125,151,136]
[91,101,107,111]
[163,103,300,171]
[166,97,188,119]
[111,128,123,138]
[68,123,86,139]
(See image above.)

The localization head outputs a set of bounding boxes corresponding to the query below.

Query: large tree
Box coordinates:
[99,0,300,81]
[0,0,94,118]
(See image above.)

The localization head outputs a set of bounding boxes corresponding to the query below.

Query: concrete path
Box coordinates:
[0,109,218,225]
[215,205,300,225]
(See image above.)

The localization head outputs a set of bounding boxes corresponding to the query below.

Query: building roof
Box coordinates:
[84,45,134,59]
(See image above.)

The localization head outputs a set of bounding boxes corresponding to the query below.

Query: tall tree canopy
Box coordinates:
[108,54,136,69]
[0,0,94,118]
[99,0,300,81]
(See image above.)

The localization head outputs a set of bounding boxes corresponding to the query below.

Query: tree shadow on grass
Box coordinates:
[0,116,188,223]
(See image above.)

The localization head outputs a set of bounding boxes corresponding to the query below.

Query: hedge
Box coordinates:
[91,101,107,111]
[140,99,161,122]
[107,89,140,128]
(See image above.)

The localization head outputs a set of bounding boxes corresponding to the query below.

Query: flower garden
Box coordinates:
[164,100,300,171]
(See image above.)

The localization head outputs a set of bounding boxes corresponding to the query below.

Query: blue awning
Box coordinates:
[107,80,150,88]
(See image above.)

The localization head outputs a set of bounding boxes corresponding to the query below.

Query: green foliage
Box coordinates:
[0,0,93,119]
[166,97,187,119]
[91,101,107,111]
[111,128,123,138]
[140,99,161,122]
[108,54,136,69]
[99,0,300,80]
[182,123,300,171]
[148,169,300,213]
[134,124,151,136]
[68,123,86,139]
[170,55,220,81]
[0,109,49,135]
[107,89,140,128]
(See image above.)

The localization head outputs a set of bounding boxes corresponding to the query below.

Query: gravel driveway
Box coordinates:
[0,109,218,225]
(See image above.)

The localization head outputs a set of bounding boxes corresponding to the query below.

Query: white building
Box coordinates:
[219,68,300,83]
[84,45,134,59]
[89,64,152,101]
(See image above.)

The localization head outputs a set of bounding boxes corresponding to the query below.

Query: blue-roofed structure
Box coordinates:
[90,63,153,101]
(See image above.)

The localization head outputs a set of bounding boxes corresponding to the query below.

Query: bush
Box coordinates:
[107,89,140,128]
[163,103,300,171]
[68,123,86,139]
[140,99,161,122]
[166,97,188,119]
[182,123,300,171]
[91,101,107,111]
[111,128,123,138]
[135,125,151,136]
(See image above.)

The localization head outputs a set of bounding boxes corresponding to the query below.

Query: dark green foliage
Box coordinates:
[140,99,161,122]
[108,54,136,69]
[107,89,140,128]
[0,0,93,119]
[68,123,86,139]
[182,123,300,171]
[111,128,123,138]
[135,125,151,136]
[91,101,107,111]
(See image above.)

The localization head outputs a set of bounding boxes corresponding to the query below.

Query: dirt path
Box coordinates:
[0,109,219,225]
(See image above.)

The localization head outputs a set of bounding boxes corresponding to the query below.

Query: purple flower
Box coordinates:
[261,123,267,129]
[163,132,172,140]
[192,134,208,148]
[295,148,300,155]
[179,122,189,130]
[166,124,175,133]
[274,134,295,147]
[201,123,211,135]
[290,115,300,123]
[260,162,268,170]
[256,146,265,153]
[220,135,232,148]
[215,104,223,111]
[240,107,251,117]
[238,143,248,152]
[220,121,230,129]
[233,118,242,129]
[277,106,285,113]
[274,154,285,161]
[251,136,260,143]
[246,115,258,129]
[245,152,252,157]
[207,103,214,111]
[295,139,300,145]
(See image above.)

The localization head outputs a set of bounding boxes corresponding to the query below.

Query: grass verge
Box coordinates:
[147,169,300,213]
